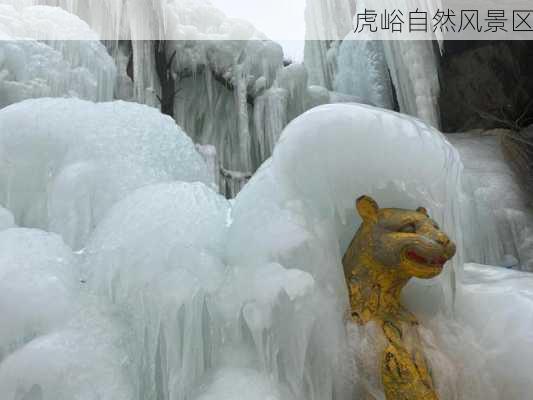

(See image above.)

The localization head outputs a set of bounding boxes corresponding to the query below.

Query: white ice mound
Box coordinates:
[230,104,531,399]
[0,5,116,107]
[269,104,505,279]
[228,102,475,399]
[0,228,77,360]
[269,103,465,295]
[83,182,230,400]
[0,306,135,400]
[82,181,331,400]
[0,98,212,249]
[1,101,531,399]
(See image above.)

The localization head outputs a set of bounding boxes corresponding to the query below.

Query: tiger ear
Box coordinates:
[356,195,379,223]
[417,206,428,216]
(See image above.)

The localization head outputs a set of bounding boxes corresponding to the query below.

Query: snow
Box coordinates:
[0,98,212,249]
[0,5,116,108]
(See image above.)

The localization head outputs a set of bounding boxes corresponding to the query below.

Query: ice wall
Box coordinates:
[449,132,533,270]
[307,0,442,127]
[381,38,441,128]
[304,0,354,89]
[335,38,394,110]
[0,4,116,108]
[0,98,212,249]
[0,229,76,360]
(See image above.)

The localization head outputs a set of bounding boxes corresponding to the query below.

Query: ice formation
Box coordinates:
[305,0,442,127]
[0,2,531,399]
[450,132,533,270]
[0,98,212,249]
[0,101,532,399]
[229,104,533,399]
[0,4,116,108]
[0,207,14,231]
[2,0,363,196]
[303,0,354,89]
[335,39,394,110]
[0,229,76,360]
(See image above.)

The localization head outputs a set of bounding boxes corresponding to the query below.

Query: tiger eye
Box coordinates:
[398,223,416,233]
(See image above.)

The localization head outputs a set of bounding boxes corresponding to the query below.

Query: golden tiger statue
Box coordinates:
[343,196,456,400]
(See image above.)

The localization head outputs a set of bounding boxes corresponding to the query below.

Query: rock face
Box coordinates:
[440,41,533,132]
[448,131,533,271]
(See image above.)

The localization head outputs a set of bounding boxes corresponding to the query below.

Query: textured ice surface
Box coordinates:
[335,38,393,109]
[0,5,116,108]
[82,181,334,400]
[0,207,14,231]
[83,182,230,400]
[0,101,532,399]
[452,263,533,399]
[0,229,77,361]
[305,0,442,127]
[449,132,533,270]
[193,367,293,400]
[304,0,354,89]
[0,305,135,400]
[247,104,530,399]
[0,98,212,249]
[2,0,364,197]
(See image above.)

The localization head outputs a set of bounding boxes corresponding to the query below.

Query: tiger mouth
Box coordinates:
[405,250,448,268]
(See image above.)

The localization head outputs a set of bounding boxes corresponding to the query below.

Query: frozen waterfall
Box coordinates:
[0,101,531,399]
[305,0,442,128]
[0,2,532,399]
[0,4,116,107]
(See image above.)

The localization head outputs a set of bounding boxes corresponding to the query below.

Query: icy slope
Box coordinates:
[0,4,116,108]
[0,98,212,249]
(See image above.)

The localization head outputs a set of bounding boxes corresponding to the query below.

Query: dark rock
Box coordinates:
[439,41,533,132]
